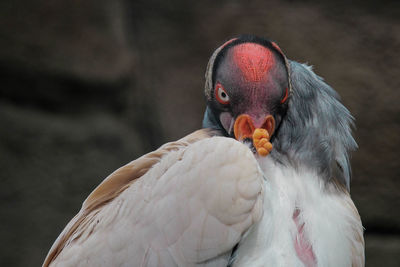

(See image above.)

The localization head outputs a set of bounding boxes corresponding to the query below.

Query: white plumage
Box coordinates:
[233,157,364,267]
[44,132,363,267]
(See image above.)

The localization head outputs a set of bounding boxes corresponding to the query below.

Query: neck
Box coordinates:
[271,61,357,190]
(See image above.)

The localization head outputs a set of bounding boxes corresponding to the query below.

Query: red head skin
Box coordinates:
[232,43,276,83]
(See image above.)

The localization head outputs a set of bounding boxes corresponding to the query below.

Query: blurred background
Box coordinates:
[0,0,399,266]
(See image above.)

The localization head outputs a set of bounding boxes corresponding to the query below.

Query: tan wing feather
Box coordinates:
[43,128,219,267]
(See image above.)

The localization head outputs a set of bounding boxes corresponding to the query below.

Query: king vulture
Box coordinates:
[43,35,364,267]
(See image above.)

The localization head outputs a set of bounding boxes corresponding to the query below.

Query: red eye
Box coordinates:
[215,83,230,105]
[281,87,289,104]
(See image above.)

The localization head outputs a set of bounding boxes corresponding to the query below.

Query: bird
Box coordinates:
[43,35,364,267]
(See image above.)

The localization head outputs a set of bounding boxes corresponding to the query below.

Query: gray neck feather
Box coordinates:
[271,61,357,191]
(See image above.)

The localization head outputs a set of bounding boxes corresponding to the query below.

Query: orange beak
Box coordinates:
[233,114,275,157]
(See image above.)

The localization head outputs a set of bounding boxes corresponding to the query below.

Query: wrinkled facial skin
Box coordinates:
[211,43,289,134]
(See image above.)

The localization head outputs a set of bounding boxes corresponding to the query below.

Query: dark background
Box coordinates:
[0,0,399,266]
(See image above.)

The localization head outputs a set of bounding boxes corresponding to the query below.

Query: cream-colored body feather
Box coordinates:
[44,129,364,267]
[44,130,264,267]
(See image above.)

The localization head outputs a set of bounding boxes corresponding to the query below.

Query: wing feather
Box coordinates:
[43,128,220,267]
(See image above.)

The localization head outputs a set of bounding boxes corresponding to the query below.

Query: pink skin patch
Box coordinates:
[293,209,317,267]
[232,43,275,82]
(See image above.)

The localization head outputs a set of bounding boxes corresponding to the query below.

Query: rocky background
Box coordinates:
[0,0,399,266]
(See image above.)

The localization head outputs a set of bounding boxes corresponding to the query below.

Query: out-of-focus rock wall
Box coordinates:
[0,0,399,266]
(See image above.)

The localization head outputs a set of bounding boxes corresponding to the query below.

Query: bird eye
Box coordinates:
[215,83,230,105]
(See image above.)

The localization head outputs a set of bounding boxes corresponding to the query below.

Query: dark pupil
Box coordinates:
[221,92,226,98]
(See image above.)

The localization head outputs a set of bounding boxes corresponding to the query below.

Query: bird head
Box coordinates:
[203,35,357,189]
[203,35,291,155]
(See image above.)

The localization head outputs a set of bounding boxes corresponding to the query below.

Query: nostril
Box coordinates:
[243,118,254,136]
[234,114,255,140]
[260,120,270,131]
[261,115,275,137]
